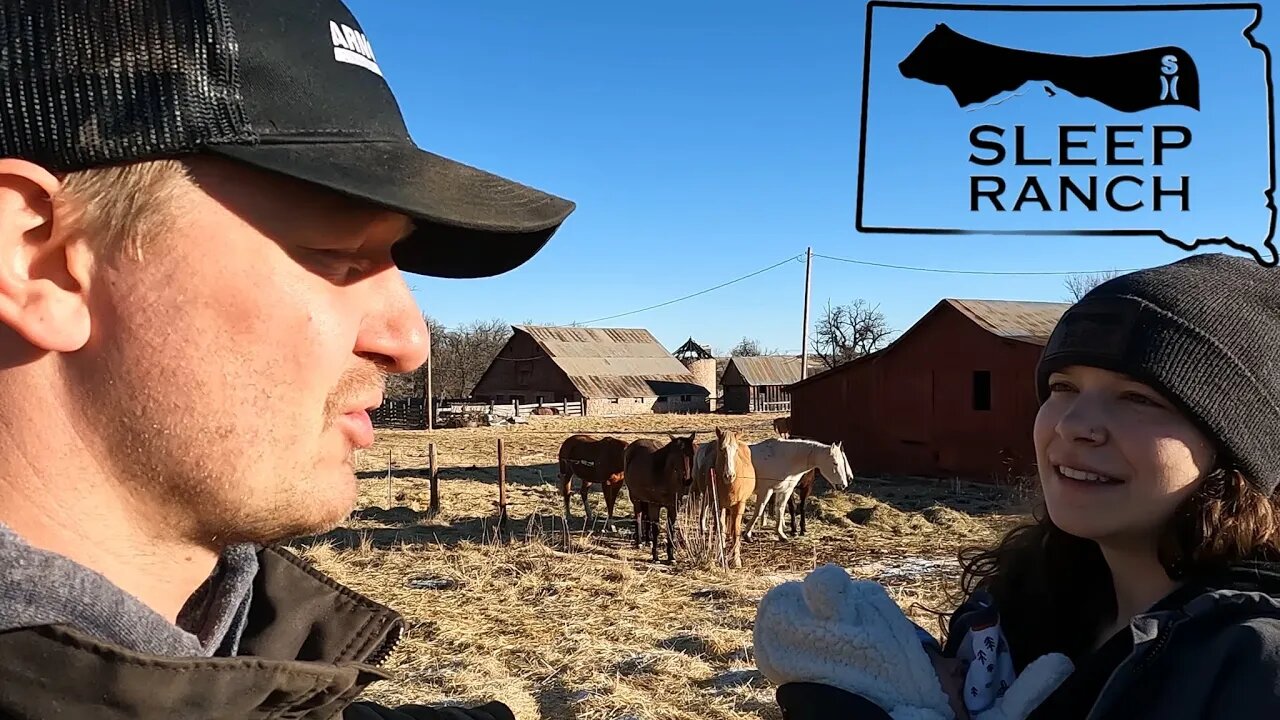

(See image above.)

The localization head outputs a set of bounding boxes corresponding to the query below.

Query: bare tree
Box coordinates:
[384,316,510,399]
[432,318,511,398]
[811,299,892,370]
[730,337,782,356]
[1064,270,1121,302]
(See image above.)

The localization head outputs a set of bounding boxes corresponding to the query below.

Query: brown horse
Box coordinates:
[624,433,697,563]
[773,416,791,438]
[710,427,757,568]
[557,434,628,532]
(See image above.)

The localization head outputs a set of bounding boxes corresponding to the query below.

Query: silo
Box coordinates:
[686,357,718,411]
[672,337,719,413]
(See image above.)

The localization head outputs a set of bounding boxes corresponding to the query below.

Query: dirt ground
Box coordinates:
[288,412,1032,720]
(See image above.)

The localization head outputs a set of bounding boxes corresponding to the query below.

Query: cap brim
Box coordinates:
[204,140,575,278]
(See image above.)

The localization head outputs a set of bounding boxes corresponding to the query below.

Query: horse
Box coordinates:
[773,416,791,438]
[786,468,819,536]
[709,427,757,569]
[556,434,628,532]
[624,433,697,563]
[690,439,717,534]
[743,438,853,542]
[763,467,817,535]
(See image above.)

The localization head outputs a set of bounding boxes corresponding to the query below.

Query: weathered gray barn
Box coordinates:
[719,355,823,413]
[470,325,710,416]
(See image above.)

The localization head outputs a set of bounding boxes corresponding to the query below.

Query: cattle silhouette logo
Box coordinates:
[856,1,1278,267]
[898,23,1200,114]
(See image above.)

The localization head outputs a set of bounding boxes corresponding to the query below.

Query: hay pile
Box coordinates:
[314,414,1028,719]
[299,535,786,720]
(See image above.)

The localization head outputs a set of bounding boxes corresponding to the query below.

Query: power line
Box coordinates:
[566,249,1140,327]
[813,253,1140,276]
[574,252,804,325]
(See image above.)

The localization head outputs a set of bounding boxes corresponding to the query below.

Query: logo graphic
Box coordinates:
[899,24,1200,113]
[856,1,1277,266]
[330,20,383,78]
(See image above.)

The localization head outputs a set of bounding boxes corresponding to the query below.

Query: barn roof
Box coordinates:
[722,355,825,387]
[513,325,710,399]
[945,299,1070,345]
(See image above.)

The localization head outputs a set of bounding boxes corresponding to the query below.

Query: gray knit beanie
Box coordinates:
[1037,252,1280,494]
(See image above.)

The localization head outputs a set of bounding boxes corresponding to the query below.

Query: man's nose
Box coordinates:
[355,270,430,375]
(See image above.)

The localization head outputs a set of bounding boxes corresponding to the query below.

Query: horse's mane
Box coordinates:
[759,437,833,450]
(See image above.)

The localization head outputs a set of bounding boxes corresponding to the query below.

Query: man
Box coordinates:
[0,1,573,718]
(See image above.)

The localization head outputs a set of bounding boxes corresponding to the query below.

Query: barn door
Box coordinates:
[894,371,934,443]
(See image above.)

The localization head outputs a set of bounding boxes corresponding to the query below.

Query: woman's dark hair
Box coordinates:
[947,465,1280,670]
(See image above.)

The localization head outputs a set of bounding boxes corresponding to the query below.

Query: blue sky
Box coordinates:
[347,0,1272,356]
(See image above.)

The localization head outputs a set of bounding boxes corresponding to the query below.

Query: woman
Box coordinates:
[767,252,1280,719]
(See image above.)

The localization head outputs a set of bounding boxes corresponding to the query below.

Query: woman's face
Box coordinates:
[1034,364,1217,549]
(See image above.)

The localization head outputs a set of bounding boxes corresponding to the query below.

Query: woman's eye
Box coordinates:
[1047,381,1075,393]
[1122,391,1159,407]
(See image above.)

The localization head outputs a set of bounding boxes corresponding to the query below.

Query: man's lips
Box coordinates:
[337,409,375,448]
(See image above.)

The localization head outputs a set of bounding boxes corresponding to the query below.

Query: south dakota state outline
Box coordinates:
[856,1,1277,266]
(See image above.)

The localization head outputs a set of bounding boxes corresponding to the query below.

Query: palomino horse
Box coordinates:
[743,438,853,542]
[709,427,757,568]
[690,439,716,532]
[624,434,697,563]
[556,434,629,532]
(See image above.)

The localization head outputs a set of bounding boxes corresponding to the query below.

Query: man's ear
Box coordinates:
[0,159,91,353]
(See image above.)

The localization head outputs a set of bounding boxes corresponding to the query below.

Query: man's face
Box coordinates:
[62,157,428,547]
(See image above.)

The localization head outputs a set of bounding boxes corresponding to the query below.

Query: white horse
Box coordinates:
[742,438,853,542]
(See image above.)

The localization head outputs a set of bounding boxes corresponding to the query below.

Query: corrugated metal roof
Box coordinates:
[947,299,1070,345]
[514,325,710,399]
[673,337,715,359]
[724,355,823,386]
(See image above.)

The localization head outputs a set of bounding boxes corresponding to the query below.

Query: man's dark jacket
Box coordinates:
[0,544,513,720]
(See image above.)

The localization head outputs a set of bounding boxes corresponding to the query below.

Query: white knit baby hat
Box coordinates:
[753,564,1074,720]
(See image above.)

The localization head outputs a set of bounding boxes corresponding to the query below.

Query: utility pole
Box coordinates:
[425,348,434,430]
[800,246,812,380]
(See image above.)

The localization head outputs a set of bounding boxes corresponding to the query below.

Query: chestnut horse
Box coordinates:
[710,427,757,568]
[624,433,697,563]
[772,416,791,438]
[557,434,629,532]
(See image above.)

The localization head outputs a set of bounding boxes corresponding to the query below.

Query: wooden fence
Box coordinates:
[371,396,584,429]
[753,399,791,413]
[435,398,584,419]
[377,440,512,534]
[369,397,426,429]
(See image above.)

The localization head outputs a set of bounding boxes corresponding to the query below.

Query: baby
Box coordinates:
[753,564,1074,720]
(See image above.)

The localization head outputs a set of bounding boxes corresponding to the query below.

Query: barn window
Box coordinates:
[511,395,525,405]
[972,370,992,411]
[657,396,669,403]
[681,394,692,402]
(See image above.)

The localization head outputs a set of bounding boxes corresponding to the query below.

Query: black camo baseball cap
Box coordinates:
[0,0,575,279]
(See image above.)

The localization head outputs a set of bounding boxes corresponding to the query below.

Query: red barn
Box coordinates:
[785,299,1070,484]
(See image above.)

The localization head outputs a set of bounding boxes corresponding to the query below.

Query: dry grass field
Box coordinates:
[286,412,1032,720]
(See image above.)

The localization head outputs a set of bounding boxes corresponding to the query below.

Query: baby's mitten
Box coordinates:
[754,564,955,720]
[972,653,1075,720]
